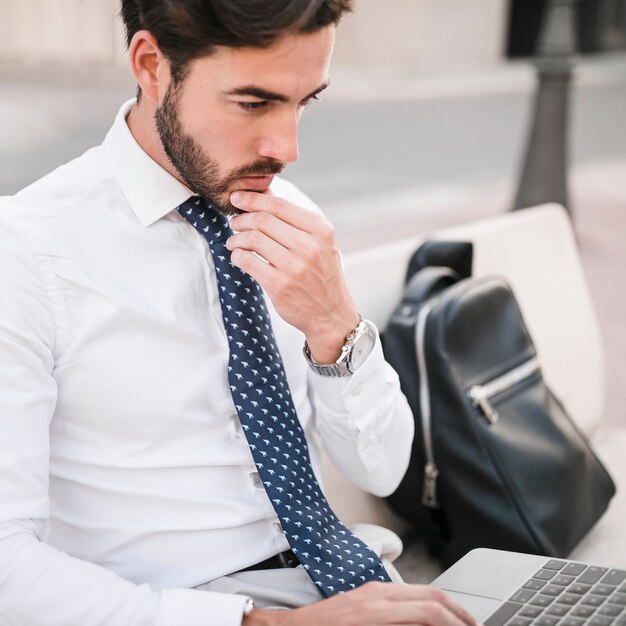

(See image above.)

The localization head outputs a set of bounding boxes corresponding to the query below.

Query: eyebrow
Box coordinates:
[224,80,330,104]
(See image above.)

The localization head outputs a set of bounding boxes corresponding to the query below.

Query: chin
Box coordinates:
[216,199,241,217]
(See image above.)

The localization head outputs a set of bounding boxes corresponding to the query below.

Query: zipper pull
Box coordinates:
[468,385,499,424]
[422,463,440,508]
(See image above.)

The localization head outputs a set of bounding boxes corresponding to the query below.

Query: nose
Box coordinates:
[257,110,300,164]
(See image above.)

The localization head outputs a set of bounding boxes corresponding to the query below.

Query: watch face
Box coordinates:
[347,327,375,372]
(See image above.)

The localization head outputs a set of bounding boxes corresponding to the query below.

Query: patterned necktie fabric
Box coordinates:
[177,196,391,596]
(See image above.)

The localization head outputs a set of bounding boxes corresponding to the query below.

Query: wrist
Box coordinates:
[305,310,360,364]
[242,608,286,626]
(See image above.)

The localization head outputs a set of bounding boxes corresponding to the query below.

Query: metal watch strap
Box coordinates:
[303,316,369,377]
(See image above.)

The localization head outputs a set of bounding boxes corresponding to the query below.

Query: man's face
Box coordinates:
[155,26,335,215]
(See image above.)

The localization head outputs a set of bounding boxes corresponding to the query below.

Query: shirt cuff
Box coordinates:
[157,588,251,626]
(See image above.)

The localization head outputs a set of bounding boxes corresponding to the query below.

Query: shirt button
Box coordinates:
[350,386,361,397]
[364,435,376,449]
[250,472,262,487]
[273,521,285,534]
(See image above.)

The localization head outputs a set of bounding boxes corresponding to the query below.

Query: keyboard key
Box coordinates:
[544,560,568,571]
[546,604,570,617]
[616,616,626,626]
[589,616,615,626]
[563,564,588,577]
[524,579,548,591]
[580,568,610,585]
[511,589,536,603]
[531,595,555,607]
[535,616,559,626]
[571,606,596,618]
[542,585,565,597]
[519,606,543,618]
[599,605,624,618]
[582,596,607,608]
[595,586,618,597]
[610,594,626,607]
[534,570,558,581]
[485,602,521,626]
[508,618,532,626]
[569,583,593,595]
[602,572,626,587]
[619,585,626,595]
[553,575,576,587]
[557,594,583,606]
[560,617,586,626]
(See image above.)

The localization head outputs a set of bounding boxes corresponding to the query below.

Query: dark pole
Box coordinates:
[512,0,579,215]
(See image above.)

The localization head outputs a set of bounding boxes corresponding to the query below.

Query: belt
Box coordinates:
[240,548,300,572]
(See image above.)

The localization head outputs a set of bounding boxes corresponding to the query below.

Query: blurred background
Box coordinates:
[1,0,626,245]
[0,0,625,577]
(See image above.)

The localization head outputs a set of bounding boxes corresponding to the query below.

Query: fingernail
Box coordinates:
[225,237,232,249]
[231,191,242,204]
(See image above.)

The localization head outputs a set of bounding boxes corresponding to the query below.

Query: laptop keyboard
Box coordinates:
[485,559,626,626]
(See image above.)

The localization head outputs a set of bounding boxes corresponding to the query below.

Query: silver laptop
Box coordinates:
[431,548,626,626]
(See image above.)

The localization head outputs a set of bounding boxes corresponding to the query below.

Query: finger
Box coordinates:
[366,597,476,626]
[230,247,276,288]
[385,586,478,626]
[230,209,307,253]
[227,229,290,269]
[424,600,480,626]
[230,190,325,234]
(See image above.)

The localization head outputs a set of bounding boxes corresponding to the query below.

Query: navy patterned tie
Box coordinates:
[177,196,391,596]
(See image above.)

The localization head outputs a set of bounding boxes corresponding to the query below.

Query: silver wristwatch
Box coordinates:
[303,317,375,377]
[242,597,255,620]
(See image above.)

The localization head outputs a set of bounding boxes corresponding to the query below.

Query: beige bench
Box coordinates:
[321,203,624,570]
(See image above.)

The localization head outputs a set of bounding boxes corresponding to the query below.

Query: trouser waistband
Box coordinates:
[239,548,300,572]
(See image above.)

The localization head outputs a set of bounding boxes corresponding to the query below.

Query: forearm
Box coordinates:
[0,521,249,626]
[310,328,414,496]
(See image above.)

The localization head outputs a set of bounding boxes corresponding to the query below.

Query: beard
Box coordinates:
[155,81,284,216]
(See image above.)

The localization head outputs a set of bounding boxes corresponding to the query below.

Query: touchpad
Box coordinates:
[444,591,500,621]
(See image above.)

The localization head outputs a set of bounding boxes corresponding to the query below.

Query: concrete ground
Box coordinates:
[1,52,625,582]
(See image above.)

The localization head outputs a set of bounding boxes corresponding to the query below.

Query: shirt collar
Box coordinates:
[102,99,193,227]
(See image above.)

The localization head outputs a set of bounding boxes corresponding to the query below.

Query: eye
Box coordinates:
[238,100,269,112]
[300,94,321,108]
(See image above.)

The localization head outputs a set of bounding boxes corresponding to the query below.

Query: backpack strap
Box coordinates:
[403,266,462,305]
[405,241,473,283]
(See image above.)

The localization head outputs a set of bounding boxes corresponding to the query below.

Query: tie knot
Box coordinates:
[177,197,232,243]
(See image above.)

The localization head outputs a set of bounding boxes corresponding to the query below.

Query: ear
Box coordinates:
[128,30,171,103]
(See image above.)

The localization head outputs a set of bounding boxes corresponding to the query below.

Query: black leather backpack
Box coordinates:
[382,241,615,566]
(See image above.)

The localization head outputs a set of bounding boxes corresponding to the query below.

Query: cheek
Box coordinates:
[185,108,259,170]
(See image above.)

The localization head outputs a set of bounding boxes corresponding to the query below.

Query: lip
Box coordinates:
[237,175,275,192]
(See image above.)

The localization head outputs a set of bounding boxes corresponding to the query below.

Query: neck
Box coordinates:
[126,99,185,186]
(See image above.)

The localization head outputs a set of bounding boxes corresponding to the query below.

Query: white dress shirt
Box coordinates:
[0,99,413,626]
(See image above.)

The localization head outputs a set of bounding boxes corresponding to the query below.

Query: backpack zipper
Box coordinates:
[467,356,541,424]
[414,299,440,508]
[415,295,541,508]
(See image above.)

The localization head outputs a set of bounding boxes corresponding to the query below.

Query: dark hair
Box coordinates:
[120,0,352,83]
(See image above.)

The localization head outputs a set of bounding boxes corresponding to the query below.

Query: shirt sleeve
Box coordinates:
[269,178,415,499]
[307,321,415,498]
[0,213,250,626]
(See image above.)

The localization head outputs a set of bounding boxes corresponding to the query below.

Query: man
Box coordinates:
[0,1,478,625]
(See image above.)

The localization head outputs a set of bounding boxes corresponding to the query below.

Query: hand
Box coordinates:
[228,190,359,364]
[242,581,481,626]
